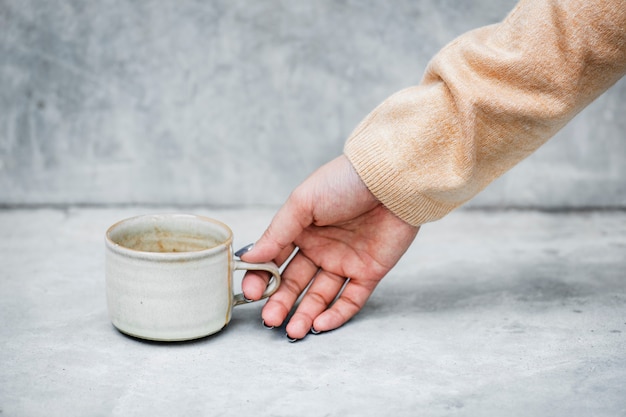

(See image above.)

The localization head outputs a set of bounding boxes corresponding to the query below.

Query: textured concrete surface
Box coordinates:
[1,207,625,416]
[1,0,625,208]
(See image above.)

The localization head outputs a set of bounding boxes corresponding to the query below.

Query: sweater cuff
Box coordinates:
[344,131,459,227]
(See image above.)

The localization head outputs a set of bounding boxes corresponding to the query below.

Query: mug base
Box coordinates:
[112,323,228,342]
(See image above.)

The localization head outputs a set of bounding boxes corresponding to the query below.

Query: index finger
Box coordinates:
[241,187,313,264]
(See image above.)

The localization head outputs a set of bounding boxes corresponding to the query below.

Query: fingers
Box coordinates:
[260,251,319,327]
[239,193,311,301]
[311,280,375,333]
[241,189,312,265]
[280,272,377,341]
[242,242,368,339]
[241,244,297,301]
[283,270,348,339]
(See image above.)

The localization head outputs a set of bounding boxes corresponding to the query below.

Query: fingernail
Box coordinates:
[262,320,274,330]
[244,296,254,303]
[310,327,321,335]
[235,243,254,257]
[286,333,298,343]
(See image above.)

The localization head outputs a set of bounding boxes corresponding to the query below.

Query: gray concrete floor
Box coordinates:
[1,207,625,417]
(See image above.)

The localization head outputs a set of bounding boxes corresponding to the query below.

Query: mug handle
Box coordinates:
[232,260,281,306]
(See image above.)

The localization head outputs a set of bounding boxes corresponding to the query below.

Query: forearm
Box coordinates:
[344,0,626,226]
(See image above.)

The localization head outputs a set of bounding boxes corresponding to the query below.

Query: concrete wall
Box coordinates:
[1,0,625,208]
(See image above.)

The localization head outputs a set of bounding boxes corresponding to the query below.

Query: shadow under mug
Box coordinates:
[105,214,281,341]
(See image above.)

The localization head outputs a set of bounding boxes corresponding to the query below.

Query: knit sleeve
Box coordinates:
[344,0,626,226]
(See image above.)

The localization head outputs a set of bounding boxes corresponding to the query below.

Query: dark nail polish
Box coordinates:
[310,327,321,335]
[262,320,274,330]
[286,333,298,343]
[243,296,253,303]
[235,243,254,257]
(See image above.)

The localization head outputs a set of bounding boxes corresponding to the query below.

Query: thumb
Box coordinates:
[241,189,313,264]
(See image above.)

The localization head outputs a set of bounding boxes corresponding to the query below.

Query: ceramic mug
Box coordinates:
[105,213,280,341]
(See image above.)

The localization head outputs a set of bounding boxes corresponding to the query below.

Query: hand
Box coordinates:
[241,155,419,340]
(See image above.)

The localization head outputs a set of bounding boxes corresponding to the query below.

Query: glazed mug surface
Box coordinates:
[105,214,280,341]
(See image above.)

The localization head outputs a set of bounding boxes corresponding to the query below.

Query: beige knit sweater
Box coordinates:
[344,0,626,226]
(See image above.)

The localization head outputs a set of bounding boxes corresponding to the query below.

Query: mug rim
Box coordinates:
[105,213,234,261]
